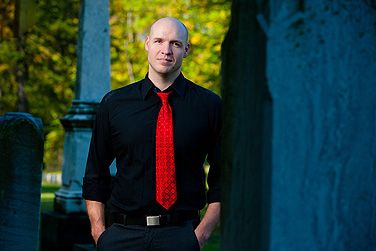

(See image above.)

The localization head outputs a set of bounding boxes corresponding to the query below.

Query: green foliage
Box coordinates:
[0,0,79,170]
[0,0,230,171]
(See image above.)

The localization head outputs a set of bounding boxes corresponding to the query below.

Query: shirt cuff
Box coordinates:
[207,188,221,203]
[82,177,111,203]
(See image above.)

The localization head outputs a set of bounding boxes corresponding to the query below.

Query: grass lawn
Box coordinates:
[40,183,220,250]
[203,227,220,251]
[41,182,60,212]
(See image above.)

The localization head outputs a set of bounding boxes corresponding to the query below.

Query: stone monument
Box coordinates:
[0,113,43,251]
[54,0,111,214]
[221,1,376,250]
[40,0,111,250]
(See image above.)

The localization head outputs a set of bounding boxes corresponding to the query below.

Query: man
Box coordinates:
[83,17,221,251]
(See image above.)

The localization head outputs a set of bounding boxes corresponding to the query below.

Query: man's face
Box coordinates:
[145,19,189,78]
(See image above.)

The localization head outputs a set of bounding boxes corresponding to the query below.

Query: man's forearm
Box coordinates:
[85,200,106,244]
[195,202,220,248]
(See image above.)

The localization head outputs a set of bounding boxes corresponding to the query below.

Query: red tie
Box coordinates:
[156,91,177,209]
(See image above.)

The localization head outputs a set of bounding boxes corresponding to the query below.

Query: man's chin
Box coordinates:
[156,67,175,75]
[157,65,173,72]
[150,65,180,77]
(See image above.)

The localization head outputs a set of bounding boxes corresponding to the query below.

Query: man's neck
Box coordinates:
[148,70,180,91]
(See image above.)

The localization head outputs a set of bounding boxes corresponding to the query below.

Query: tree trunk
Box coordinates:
[14,0,29,112]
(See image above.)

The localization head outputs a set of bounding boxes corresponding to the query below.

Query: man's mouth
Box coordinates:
[158,58,173,65]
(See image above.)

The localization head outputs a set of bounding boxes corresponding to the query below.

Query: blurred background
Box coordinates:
[0,0,231,174]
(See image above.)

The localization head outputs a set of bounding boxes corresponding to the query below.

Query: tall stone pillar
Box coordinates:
[40,1,111,250]
[221,1,376,250]
[54,0,111,214]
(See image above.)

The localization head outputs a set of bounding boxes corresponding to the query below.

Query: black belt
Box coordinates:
[110,211,199,226]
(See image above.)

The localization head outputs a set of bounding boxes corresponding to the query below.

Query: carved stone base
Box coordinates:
[40,211,93,251]
[54,189,86,213]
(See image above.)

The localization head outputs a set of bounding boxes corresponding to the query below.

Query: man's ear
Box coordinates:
[145,36,150,51]
[183,43,190,58]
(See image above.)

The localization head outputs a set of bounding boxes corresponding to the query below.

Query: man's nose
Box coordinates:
[161,43,172,55]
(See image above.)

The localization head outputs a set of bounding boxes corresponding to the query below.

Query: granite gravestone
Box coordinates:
[0,113,43,251]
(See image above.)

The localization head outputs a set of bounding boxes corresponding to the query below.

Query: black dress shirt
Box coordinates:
[82,73,221,214]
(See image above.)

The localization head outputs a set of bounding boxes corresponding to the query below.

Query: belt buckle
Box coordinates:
[146,215,160,226]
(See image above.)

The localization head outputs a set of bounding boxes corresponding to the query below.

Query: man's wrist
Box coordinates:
[92,225,106,244]
[194,225,211,248]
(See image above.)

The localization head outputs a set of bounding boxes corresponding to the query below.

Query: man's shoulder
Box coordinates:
[101,80,143,104]
[185,78,221,105]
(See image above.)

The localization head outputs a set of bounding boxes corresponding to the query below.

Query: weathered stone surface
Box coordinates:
[0,112,43,251]
[221,1,376,250]
[75,0,111,102]
[267,2,376,250]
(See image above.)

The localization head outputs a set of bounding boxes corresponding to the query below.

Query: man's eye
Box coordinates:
[173,42,182,47]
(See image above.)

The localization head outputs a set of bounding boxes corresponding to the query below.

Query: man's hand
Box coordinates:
[91,224,106,244]
[194,202,220,249]
[85,200,106,244]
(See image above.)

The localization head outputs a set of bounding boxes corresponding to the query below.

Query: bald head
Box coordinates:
[149,17,189,45]
[145,17,190,85]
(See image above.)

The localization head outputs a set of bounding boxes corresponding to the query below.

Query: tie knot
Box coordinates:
[157,91,173,104]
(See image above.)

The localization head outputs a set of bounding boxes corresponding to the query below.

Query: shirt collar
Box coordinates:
[141,73,187,100]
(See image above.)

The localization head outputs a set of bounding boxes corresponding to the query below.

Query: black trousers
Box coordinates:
[96,220,201,251]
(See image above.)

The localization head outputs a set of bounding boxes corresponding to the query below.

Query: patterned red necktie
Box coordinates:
[156,91,177,209]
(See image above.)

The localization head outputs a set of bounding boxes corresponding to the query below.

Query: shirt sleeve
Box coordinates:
[206,95,222,203]
[82,93,114,203]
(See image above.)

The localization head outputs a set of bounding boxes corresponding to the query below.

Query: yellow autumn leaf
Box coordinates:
[190,34,202,45]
